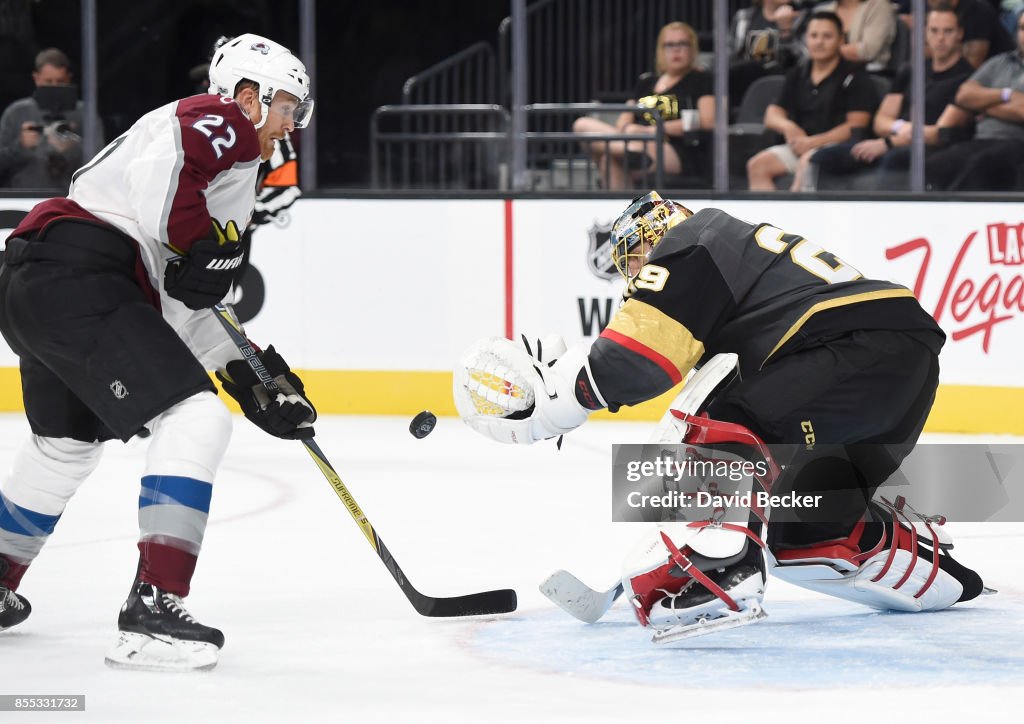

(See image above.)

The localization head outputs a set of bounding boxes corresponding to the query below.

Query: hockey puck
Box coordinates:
[409,410,437,439]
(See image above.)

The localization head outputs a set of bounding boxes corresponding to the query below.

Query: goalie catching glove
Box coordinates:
[216,346,317,440]
[453,335,607,445]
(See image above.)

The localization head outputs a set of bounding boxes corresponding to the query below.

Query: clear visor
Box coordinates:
[269,96,315,128]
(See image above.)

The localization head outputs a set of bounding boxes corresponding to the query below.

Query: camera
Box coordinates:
[30,86,81,142]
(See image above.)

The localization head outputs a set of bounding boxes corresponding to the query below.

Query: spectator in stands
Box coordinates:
[809,4,974,189]
[901,0,1014,67]
[926,9,1024,189]
[1000,2,1024,35]
[573,22,714,190]
[730,1,807,107]
[747,11,876,190]
[813,0,897,72]
[0,48,85,190]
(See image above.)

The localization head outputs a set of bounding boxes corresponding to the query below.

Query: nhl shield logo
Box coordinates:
[586,219,618,280]
[110,380,129,400]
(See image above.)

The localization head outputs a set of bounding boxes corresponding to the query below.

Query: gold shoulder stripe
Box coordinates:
[605,299,705,379]
[762,289,918,366]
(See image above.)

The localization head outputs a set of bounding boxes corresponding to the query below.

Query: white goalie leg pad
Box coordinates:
[454,336,605,445]
[770,498,965,612]
[650,353,739,444]
[770,529,963,613]
[771,550,961,613]
[104,631,219,672]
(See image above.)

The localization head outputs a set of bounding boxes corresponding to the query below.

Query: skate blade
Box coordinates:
[651,602,767,645]
[104,631,219,672]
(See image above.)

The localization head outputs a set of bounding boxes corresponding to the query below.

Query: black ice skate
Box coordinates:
[104,581,224,671]
[0,585,31,631]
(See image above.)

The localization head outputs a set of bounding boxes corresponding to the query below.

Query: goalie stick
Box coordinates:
[212,303,517,617]
[539,571,623,623]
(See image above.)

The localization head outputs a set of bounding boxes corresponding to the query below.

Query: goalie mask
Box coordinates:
[208,34,314,130]
[610,191,693,281]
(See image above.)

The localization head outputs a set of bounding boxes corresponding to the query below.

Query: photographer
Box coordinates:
[0,48,87,190]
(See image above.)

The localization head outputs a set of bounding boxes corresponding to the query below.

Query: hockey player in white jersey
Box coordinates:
[0,34,316,670]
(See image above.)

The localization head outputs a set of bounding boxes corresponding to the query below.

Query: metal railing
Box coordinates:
[401,42,498,105]
[523,103,668,190]
[497,0,745,104]
[368,103,695,192]
[370,105,510,190]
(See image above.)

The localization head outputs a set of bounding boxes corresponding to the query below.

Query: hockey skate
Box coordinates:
[0,585,31,631]
[624,523,769,645]
[649,530,767,645]
[105,581,224,672]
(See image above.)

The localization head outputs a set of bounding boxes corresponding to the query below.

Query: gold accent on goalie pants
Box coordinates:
[605,299,705,380]
[762,289,918,367]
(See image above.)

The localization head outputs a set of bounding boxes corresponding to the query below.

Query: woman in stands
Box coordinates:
[572,21,715,190]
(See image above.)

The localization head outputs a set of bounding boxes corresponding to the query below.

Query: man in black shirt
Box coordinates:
[811,5,975,189]
[925,0,1013,67]
[925,11,1024,190]
[746,11,877,191]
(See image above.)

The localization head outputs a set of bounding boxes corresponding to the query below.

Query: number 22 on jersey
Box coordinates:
[754,224,862,284]
[192,114,236,159]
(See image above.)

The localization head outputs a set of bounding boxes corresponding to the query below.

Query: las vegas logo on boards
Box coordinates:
[886,221,1024,353]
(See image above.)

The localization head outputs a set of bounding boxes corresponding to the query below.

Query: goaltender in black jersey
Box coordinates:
[590,199,944,442]
[455,191,982,644]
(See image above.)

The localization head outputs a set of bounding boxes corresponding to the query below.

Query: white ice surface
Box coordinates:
[0,413,1021,723]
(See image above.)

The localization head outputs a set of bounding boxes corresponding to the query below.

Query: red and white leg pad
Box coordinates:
[770,497,963,612]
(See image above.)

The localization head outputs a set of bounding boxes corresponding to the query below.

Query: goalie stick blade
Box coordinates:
[411,588,518,617]
[539,570,623,623]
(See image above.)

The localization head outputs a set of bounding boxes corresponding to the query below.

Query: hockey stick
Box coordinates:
[539,570,623,623]
[211,303,517,617]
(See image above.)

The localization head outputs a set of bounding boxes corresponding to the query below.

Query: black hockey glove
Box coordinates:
[164,220,245,310]
[216,346,317,440]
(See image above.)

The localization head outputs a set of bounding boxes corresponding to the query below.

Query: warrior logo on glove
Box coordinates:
[164,218,246,310]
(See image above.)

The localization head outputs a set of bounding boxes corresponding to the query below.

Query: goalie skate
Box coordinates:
[647,551,767,645]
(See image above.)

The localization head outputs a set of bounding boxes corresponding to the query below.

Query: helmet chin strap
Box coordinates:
[252,102,270,130]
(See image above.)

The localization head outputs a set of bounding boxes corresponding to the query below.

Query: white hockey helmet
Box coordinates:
[208,33,314,129]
